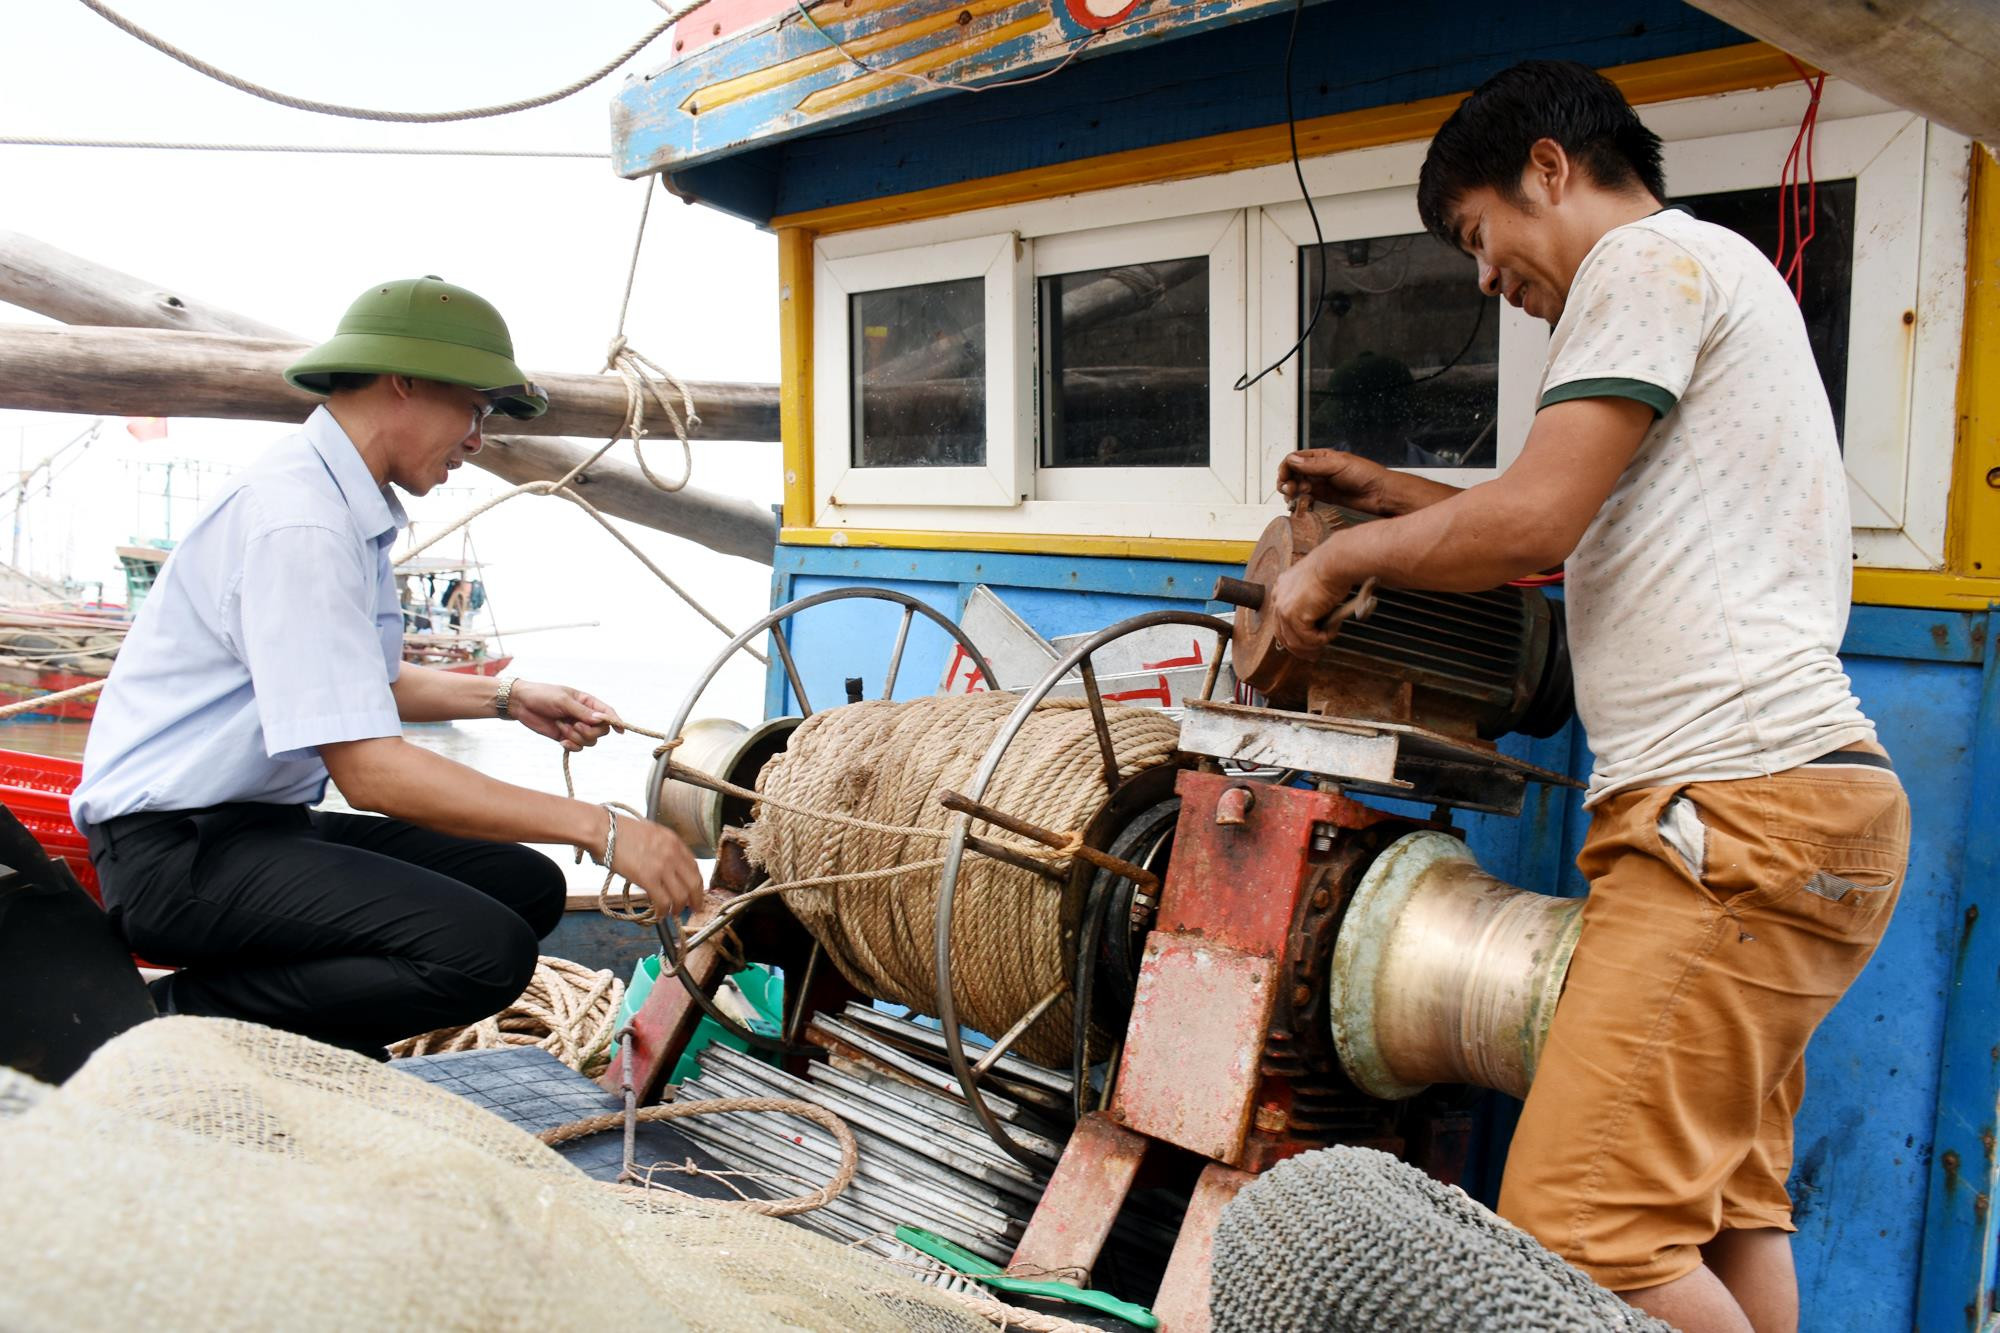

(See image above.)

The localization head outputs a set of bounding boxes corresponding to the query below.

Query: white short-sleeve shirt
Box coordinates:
[72,407,408,834]
[1540,208,1874,805]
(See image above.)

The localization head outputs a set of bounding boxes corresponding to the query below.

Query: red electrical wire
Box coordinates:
[1774,56,1826,303]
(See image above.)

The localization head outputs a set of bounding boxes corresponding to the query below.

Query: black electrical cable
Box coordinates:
[1234,0,1323,393]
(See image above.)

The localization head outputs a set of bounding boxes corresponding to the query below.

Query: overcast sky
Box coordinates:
[2,0,781,735]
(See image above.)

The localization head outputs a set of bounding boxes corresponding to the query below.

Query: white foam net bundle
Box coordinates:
[0,1017,995,1332]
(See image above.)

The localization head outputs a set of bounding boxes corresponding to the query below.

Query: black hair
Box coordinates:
[1416,60,1666,246]
[326,372,381,393]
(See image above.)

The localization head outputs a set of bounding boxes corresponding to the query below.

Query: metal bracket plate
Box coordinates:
[1179,700,1580,816]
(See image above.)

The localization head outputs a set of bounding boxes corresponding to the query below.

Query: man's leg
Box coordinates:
[309,810,566,939]
[107,808,548,1054]
[1622,1267,1755,1333]
[1700,1228,1797,1333]
[1499,765,1904,1330]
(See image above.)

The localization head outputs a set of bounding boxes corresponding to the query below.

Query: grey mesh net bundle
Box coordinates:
[1210,1146,1675,1332]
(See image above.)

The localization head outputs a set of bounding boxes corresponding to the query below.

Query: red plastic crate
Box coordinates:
[0,748,84,793]
[0,749,98,902]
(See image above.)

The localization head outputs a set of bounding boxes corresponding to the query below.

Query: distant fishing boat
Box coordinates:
[0,547,514,722]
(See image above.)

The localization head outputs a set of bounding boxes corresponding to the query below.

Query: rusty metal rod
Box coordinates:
[880,605,915,701]
[970,982,1069,1080]
[771,625,814,717]
[938,789,1159,894]
[1212,575,1265,610]
[964,832,1068,883]
[1075,656,1123,792]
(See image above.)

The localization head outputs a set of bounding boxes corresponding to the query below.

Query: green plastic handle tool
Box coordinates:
[894,1224,1161,1329]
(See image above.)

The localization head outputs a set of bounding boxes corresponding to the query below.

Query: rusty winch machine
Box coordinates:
[645,501,1581,1329]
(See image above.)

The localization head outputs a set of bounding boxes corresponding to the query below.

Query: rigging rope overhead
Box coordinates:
[394,179,757,662]
[0,137,609,159]
[72,0,711,124]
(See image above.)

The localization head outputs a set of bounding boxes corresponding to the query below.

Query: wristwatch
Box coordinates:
[492,677,516,719]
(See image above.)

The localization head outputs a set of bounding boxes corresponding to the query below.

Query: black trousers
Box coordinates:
[88,803,566,1056]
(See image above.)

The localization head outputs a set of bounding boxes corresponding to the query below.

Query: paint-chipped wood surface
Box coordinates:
[613,0,1328,177]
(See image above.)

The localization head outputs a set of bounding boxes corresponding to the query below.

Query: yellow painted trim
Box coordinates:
[1852,569,2000,612]
[770,43,1800,234]
[1947,148,2000,579]
[779,525,1257,564]
[773,532,2000,609]
[776,226,815,529]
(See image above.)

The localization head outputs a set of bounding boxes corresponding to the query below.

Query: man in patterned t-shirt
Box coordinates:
[1271,61,1909,1333]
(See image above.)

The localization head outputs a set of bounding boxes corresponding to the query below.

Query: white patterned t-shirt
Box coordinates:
[1540,207,1874,805]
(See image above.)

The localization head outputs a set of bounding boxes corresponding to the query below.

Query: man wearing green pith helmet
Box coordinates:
[73,277,704,1058]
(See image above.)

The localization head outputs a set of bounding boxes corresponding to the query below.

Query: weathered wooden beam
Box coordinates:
[475,433,776,565]
[0,231,781,562]
[1684,1,2000,149]
[0,323,779,562]
[0,323,776,442]
[0,229,299,340]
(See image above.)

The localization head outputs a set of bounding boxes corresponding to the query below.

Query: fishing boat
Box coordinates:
[393,554,514,680]
[4,2,1999,1328]
[0,547,512,723]
[589,2,2000,1327]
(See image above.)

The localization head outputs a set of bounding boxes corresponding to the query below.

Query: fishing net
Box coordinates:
[1209,1146,1673,1332]
[0,1016,998,1332]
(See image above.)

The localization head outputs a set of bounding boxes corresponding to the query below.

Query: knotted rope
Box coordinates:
[391,178,765,664]
[744,693,1180,1068]
[389,955,625,1077]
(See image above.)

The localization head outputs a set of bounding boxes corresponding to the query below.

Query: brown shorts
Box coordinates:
[1497,744,1910,1291]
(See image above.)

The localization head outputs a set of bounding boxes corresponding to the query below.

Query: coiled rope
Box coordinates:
[72,0,706,125]
[389,955,626,1077]
[745,693,1180,1068]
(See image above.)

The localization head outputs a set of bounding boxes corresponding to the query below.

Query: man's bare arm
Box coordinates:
[389,662,502,723]
[1277,449,1465,516]
[1270,398,1653,655]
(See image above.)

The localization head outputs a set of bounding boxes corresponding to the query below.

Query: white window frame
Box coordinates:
[1032,210,1248,505]
[1256,188,1547,500]
[1658,112,1946,547]
[812,231,1031,509]
[800,80,1967,565]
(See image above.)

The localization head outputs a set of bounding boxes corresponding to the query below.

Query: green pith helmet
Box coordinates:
[285,276,549,420]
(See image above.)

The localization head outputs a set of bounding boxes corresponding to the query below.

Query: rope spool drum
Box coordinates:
[1328,831,1584,1100]
[746,692,1182,1070]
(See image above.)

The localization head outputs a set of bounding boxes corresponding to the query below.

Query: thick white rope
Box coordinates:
[0,680,104,720]
[72,0,708,124]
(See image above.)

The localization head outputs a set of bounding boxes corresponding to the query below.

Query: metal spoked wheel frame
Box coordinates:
[644,587,1001,1058]
[933,609,1235,1166]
